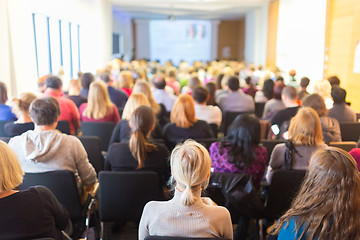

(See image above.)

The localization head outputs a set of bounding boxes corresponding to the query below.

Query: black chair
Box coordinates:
[99,171,164,240]
[255,102,265,118]
[81,122,115,151]
[339,122,360,141]
[260,139,286,164]
[0,120,11,137]
[258,170,306,240]
[209,123,219,137]
[329,141,357,152]
[0,136,11,143]
[78,136,105,175]
[222,111,252,135]
[56,120,71,135]
[145,236,231,240]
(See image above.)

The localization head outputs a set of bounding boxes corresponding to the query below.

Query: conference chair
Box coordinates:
[328,141,357,152]
[0,120,11,137]
[260,139,286,164]
[81,122,115,151]
[56,120,71,135]
[209,123,219,137]
[145,236,231,240]
[339,122,360,141]
[78,135,105,175]
[98,171,164,240]
[222,111,252,135]
[255,102,266,118]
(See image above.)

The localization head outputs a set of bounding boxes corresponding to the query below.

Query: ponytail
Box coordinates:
[180,185,196,206]
[130,129,147,168]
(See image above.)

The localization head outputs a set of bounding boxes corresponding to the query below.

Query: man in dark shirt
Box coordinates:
[99,72,128,109]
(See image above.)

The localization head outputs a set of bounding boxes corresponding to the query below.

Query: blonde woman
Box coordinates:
[118,71,133,97]
[0,141,71,239]
[79,81,120,123]
[5,92,36,137]
[268,147,360,239]
[266,107,327,183]
[139,140,233,239]
[162,94,214,146]
[132,80,161,115]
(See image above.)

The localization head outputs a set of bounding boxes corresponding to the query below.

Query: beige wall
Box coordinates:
[266,0,279,69]
[217,19,245,61]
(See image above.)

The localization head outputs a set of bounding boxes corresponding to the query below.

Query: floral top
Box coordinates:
[209,142,267,187]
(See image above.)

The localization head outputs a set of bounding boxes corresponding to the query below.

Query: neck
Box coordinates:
[35,123,57,131]
[286,101,298,108]
[0,189,17,199]
[16,113,32,124]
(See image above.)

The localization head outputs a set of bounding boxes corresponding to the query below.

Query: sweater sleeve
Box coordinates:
[217,207,233,239]
[138,202,152,240]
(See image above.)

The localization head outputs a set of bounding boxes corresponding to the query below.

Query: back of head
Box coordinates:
[84,81,113,119]
[170,140,211,206]
[327,75,341,87]
[167,66,177,78]
[282,86,297,100]
[152,75,166,90]
[227,76,240,91]
[45,76,62,90]
[331,86,346,104]
[262,79,274,99]
[192,86,208,104]
[0,141,24,192]
[313,79,332,100]
[11,93,37,117]
[133,80,160,115]
[99,72,111,83]
[119,71,134,89]
[273,81,285,100]
[171,94,197,128]
[0,82,8,104]
[188,76,201,89]
[122,93,150,120]
[29,97,60,126]
[300,77,310,88]
[80,72,94,89]
[245,76,252,85]
[275,76,284,83]
[302,94,327,117]
[288,107,323,145]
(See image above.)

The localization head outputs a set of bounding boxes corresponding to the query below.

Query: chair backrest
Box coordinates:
[329,141,357,152]
[0,120,11,137]
[255,102,265,118]
[77,136,105,174]
[18,170,82,221]
[209,123,219,137]
[56,120,71,135]
[262,169,306,219]
[260,139,286,164]
[222,111,252,135]
[81,122,115,151]
[145,236,231,240]
[99,171,164,223]
[0,136,11,143]
[339,122,360,141]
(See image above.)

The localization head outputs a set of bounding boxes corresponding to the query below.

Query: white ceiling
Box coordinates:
[111,0,271,20]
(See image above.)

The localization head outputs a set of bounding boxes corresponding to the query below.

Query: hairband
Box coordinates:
[186,185,191,189]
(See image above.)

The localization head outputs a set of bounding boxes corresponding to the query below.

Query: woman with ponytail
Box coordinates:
[106,105,170,184]
[139,140,233,240]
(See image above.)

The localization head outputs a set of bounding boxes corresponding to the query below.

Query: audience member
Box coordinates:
[313,79,333,109]
[79,81,120,124]
[139,140,233,239]
[106,106,170,184]
[43,76,80,135]
[205,81,217,106]
[215,75,229,102]
[328,86,356,122]
[210,114,266,187]
[242,76,257,97]
[298,77,310,101]
[118,71,134,97]
[327,75,341,87]
[4,93,36,137]
[67,79,87,108]
[0,82,17,121]
[181,76,201,95]
[133,80,161,115]
[100,71,128,110]
[152,75,177,112]
[192,86,222,127]
[302,94,341,143]
[255,78,274,103]
[0,141,72,239]
[266,107,327,183]
[8,97,97,194]
[79,72,94,98]
[268,147,360,239]
[286,69,298,88]
[218,76,255,113]
[262,81,285,119]
[166,66,181,95]
[349,148,360,172]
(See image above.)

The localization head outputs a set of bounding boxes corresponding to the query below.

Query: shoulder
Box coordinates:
[205,204,232,222]
[195,120,210,127]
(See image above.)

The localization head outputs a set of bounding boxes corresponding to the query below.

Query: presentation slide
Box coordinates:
[150,20,212,65]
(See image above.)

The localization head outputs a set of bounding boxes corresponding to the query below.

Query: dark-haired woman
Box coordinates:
[106,106,170,184]
[209,114,267,188]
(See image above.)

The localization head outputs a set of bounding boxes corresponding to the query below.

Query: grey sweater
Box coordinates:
[138,188,233,240]
[9,129,96,187]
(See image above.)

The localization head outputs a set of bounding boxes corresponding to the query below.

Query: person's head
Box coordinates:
[300,77,310,89]
[313,79,332,100]
[152,75,166,90]
[245,76,253,86]
[80,72,94,90]
[171,94,197,128]
[205,81,216,105]
[281,86,297,105]
[262,79,274,99]
[271,147,360,239]
[129,105,156,169]
[273,81,285,100]
[83,81,114,120]
[216,73,224,89]
[170,139,211,206]
[11,93,37,119]
[166,66,177,79]
[122,93,151,120]
[275,76,284,83]
[133,80,161,115]
[188,76,201,90]
[0,141,24,193]
[68,79,81,96]
[29,97,60,127]
[302,94,327,117]
[331,86,347,104]
[227,76,240,91]
[288,107,323,145]
[327,75,341,87]
[223,114,261,169]
[0,82,8,104]
[99,72,111,83]
[118,71,134,89]
[45,76,62,90]
[192,86,209,104]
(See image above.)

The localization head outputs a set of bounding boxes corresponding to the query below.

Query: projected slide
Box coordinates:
[150,20,212,65]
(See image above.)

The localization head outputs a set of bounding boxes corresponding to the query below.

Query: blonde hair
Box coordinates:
[122,93,150,120]
[288,107,323,146]
[170,94,197,128]
[118,71,134,89]
[0,141,24,192]
[313,79,332,100]
[270,147,360,239]
[132,80,161,115]
[11,92,37,118]
[170,140,211,206]
[82,81,114,120]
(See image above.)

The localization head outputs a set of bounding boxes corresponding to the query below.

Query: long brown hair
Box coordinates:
[129,105,157,168]
[270,147,360,239]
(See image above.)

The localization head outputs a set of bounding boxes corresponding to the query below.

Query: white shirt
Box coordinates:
[152,89,178,112]
[194,104,222,126]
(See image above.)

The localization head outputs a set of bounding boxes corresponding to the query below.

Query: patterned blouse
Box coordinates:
[209,142,267,187]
